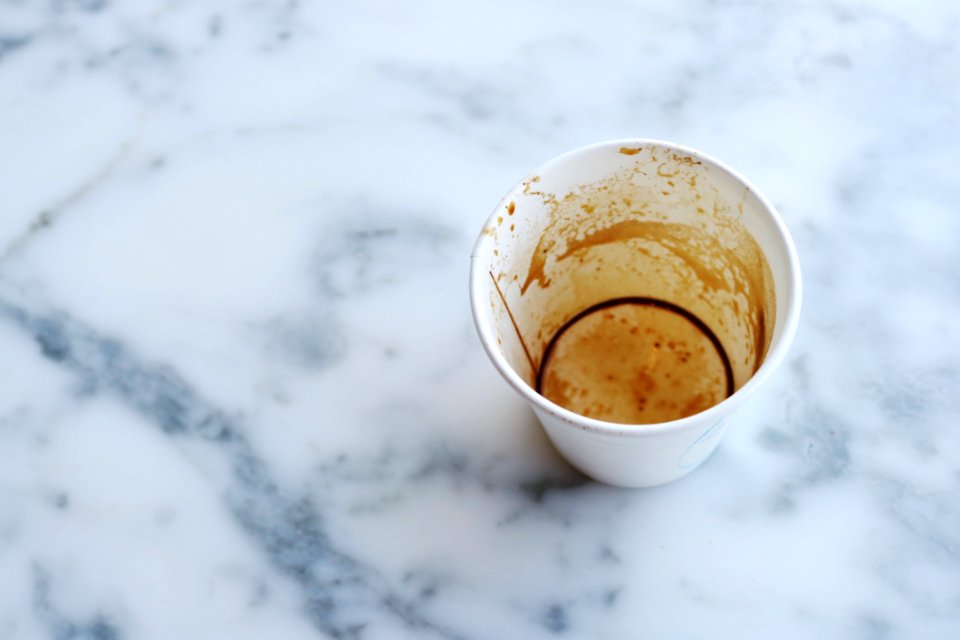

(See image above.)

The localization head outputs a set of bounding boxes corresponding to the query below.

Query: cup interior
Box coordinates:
[472,140,798,426]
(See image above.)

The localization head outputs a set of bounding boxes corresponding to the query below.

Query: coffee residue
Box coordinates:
[557,219,730,293]
[513,148,774,387]
[519,234,557,294]
[537,298,732,424]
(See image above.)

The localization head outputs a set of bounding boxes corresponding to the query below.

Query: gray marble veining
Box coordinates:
[1,1,959,638]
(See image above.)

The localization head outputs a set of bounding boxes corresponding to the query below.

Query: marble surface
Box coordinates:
[1,1,958,638]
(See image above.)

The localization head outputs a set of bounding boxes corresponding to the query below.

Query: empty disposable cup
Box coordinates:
[470,139,801,487]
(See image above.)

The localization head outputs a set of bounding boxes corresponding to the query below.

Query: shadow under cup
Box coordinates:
[474,142,790,427]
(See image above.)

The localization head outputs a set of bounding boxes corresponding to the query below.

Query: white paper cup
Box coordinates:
[470,139,801,487]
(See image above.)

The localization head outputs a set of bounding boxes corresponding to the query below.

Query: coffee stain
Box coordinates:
[490,271,535,373]
[666,153,702,167]
[522,175,541,195]
[657,163,679,178]
[536,298,733,424]
[558,220,731,292]
[753,308,766,374]
[508,201,516,215]
[519,235,557,294]
[514,148,773,382]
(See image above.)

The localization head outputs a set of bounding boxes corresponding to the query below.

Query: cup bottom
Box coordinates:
[537,297,732,425]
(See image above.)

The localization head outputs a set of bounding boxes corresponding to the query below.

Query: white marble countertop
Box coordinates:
[1,2,958,639]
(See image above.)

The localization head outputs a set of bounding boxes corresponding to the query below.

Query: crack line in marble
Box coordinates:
[0,140,133,263]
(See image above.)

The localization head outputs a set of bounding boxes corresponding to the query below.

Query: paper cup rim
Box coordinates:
[470,138,802,437]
